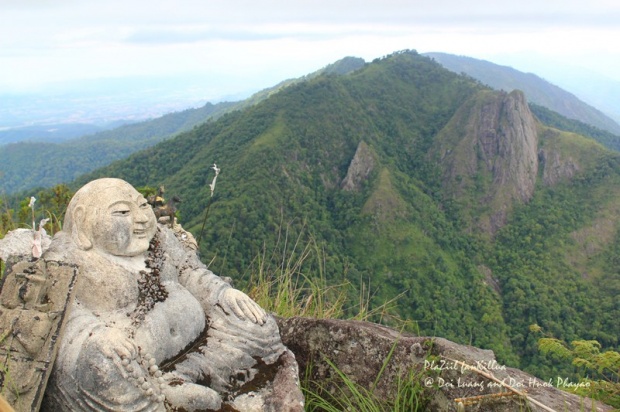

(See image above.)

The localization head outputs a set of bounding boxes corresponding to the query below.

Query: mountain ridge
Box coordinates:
[3,52,619,196]
[424,52,620,136]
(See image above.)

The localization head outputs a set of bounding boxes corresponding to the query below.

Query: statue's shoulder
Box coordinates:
[42,232,75,262]
[158,223,198,253]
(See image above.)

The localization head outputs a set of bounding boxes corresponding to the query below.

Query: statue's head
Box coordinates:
[63,178,157,256]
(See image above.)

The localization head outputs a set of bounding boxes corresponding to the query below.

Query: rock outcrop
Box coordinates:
[341,140,376,191]
[0,229,51,262]
[433,90,539,234]
[539,147,580,186]
[278,317,613,412]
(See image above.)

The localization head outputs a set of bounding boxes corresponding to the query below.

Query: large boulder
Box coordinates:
[278,317,613,412]
[0,229,51,261]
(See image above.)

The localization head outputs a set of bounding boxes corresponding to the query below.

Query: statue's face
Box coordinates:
[91,186,157,257]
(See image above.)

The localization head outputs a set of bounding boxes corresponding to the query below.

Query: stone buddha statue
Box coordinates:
[40,178,303,411]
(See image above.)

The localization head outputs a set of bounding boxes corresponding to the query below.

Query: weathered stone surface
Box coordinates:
[278,317,614,412]
[0,258,78,412]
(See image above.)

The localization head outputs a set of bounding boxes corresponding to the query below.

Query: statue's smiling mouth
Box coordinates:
[134,229,147,238]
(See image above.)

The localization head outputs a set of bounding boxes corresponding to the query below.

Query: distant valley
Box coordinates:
[0,74,243,130]
[0,121,132,146]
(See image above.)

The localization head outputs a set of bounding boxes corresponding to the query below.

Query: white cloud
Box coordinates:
[0,0,619,94]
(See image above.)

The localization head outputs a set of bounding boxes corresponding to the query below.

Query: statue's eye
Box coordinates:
[140,202,149,208]
[112,209,131,216]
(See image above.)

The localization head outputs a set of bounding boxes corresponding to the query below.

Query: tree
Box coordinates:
[534,325,620,408]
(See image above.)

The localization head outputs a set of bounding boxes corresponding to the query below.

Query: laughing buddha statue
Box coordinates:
[40,178,303,411]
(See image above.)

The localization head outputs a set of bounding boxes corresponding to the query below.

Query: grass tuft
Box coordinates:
[246,227,348,320]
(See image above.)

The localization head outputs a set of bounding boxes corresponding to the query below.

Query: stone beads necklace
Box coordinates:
[121,351,166,404]
[123,227,169,405]
[131,227,169,327]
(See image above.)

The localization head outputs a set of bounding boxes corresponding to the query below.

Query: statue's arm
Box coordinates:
[179,267,267,325]
[164,225,267,324]
[177,266,230,312]
[60,302,137,368]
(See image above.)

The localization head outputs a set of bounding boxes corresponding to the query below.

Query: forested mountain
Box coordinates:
[75,50,619,380]
[425,52,620,137]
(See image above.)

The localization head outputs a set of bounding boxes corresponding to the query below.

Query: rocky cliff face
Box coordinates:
[341,140,376,191]
[539,147,580,186]
[537,128,581,186]
[433,90,539,234]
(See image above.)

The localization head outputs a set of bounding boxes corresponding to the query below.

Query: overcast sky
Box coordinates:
[1,0,619,101]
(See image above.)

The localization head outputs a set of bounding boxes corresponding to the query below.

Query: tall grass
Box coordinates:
[245,222,408,324]
[246,225,348,320]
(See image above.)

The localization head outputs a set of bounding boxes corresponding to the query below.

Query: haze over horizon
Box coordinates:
[1,0,619,127]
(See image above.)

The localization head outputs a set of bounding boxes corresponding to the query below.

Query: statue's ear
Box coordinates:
[72,205,93,250]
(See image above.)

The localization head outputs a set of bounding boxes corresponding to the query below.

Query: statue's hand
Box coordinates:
[219,289,267,325]
[93,327,137,360]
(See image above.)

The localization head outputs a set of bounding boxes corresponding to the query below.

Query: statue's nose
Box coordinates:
[135,209,149,223]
